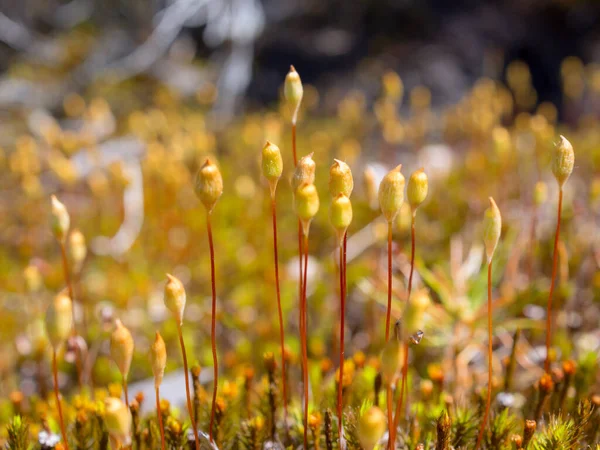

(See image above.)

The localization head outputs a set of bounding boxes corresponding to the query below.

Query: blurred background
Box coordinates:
[1,0,600,118]
[1,0,600,406]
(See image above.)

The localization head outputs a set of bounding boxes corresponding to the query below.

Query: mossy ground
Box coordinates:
[0,27,599,450]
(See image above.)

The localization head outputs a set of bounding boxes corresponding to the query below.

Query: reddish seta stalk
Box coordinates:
[386,386,393,450]
[407,214,416,299]
[270,198,288,423]
[52,350,70,450]
[385,221,394,450]
[385,222,393,342]
[207,213,219,443]
[156,387,166,450]
[474,261,494,450]
[336,233,347,440]
[177,323,200,450]
[301,234,310,450]
[545,189,563,373]
[60,242,83,388]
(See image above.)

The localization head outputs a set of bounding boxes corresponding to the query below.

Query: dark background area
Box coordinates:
[0,0,599,117]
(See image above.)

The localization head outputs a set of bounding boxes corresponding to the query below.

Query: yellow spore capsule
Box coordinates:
[164,274,186,325]
[50,195,70,243]
[149,331,167,388]
[261,141,283,197]
[45,292,73,350]
[483,197,502,263]
[378,164,405,223]
[407,168,428,211]
[329,159,353,198]
[329,193,353,247]
[402,289,431,341]
[104,397,132,446]
[295,183,320,236]
[284,65,303,123]
[551,135,574,188]
[110,319,134,380]
[358,406,387,450]
[292,153,315,192]
[68,229,87,272]
[195,158,223,212]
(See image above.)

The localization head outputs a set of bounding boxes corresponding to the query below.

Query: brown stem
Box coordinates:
[301,233,310,450]
[385,221,393,342]
[60,242,83,388]
[156,386,166,450]
[474,261,494,450]
[337,232,347,440]
[545,188,563,373]
[270,197,288,423]
[207,212,219,443]
[177,323,200,450]
[52,350,70,450]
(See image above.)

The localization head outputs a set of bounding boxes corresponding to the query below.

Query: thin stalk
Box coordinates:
[292,123,298,166]
[474,261,493,450]
[391,341,409,448]
[402,212,417,422]
[52,350,70,450]
[60,242,83,388]
[385,221,393,342]
[207,212,219,443]
[408,213,416,299]
[155,386,166,450]
[122,379,129,407]
[270,197,288,423]
[544,189,563,373]
[177,322,200,450]
[336,232,347,440]
[386,386,393,450]
[301,233,310,450]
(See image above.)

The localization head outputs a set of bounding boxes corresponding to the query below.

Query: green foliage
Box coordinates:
[532,400,595,450]
[6,416,30,450]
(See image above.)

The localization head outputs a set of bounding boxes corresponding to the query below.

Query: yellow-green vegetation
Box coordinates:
[1,41,600,450]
